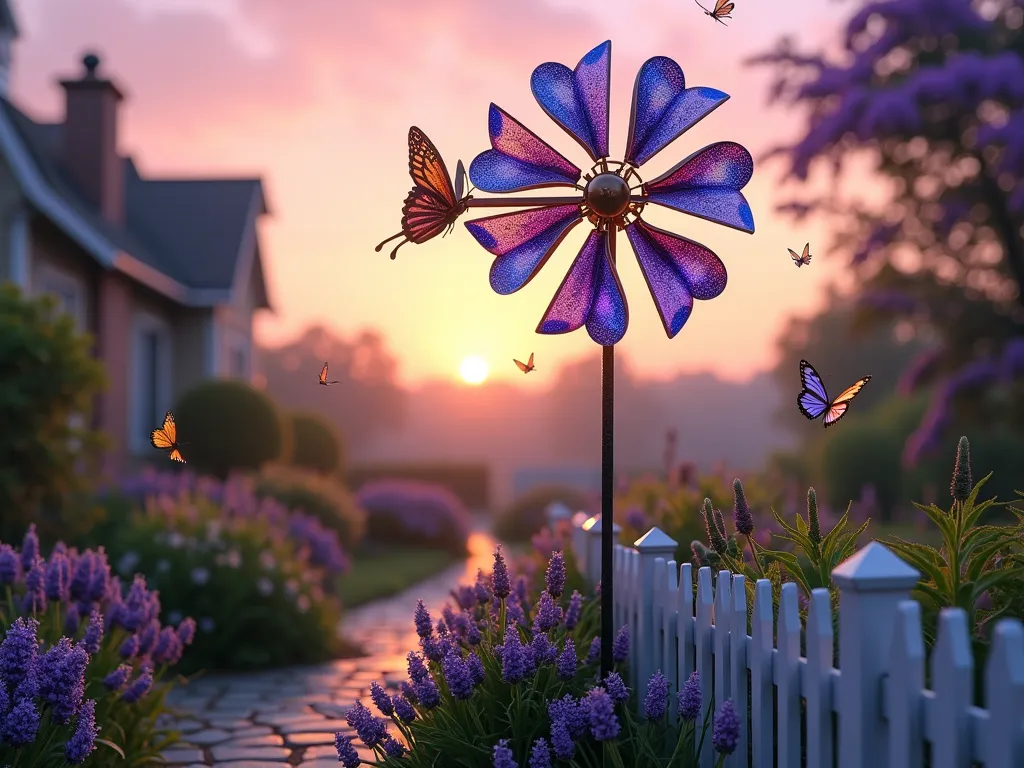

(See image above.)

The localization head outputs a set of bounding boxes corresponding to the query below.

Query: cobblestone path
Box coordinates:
[159,525,496,766]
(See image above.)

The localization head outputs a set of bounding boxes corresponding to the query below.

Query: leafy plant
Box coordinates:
[495,485,595,544]
[256,463,366,550]
[289,410,347,475]
[356,479,471,556]
[0,285,106,544]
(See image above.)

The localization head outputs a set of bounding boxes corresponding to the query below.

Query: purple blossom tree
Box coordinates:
[750,0,1024,459]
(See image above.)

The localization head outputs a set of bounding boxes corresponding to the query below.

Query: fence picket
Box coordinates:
[730,574,748,768]
[888,601,925,768]
[750,579,774,768]
[664,560,680,720]
[985,620,1024,768]
[714,571,733,725]
[678,563,695,703]
[805,588,835,768]
[776,582,801,768]
[650,556,668,709]
[696,566,714,768]
[931,609,973,768]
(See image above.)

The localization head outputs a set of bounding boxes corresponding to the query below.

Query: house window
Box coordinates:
[142,331,161,433]
[131,314,171,452]
[35,265,86,330]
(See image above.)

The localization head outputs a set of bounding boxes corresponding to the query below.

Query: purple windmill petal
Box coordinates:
[645,142,755,233]
[465,205,584,295]
[625,56,729,167]
[531,40,611,161]
[468,104,582,193]
[626,218,726,338]
[537,230,628,345]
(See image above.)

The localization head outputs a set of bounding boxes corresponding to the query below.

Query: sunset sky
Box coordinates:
[11,0,869,387]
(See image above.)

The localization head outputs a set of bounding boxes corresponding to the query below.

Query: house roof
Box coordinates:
[0,97,271,309]
[0,0,17,37]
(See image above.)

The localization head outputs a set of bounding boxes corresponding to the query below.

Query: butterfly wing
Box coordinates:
[409,127,456,209]
[715,0,735,14]
[320,362,329,384]
[161,412,177,444]
[802,243,810,261]
[527,352,534,368]
[823,402,849,428]
[168,448,186,463]
[797,360,831,420]
[788,248,801,264]
[832,376,872,405]
[455,159,467,201]
[514,358,528,372]
[401,187,455,244]
[151,428,173,450]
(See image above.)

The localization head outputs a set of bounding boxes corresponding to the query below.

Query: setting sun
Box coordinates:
[459,355,489,385]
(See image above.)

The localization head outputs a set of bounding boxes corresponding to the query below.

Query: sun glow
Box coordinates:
[459,355,489,385]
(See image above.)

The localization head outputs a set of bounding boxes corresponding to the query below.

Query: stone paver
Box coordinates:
[159,523,495,765]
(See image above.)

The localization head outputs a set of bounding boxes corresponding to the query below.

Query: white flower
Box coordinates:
[167,532,185,549]
[257,578,274,597]
[117,551,140,575]
[156,559,171,574]
[190,567,210,585]
[199,617,215,633]
[296,595,311,614]
[225,549,242,569]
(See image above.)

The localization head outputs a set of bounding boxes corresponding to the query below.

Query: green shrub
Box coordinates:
[348,463,490,509]
[174,380,289,478]
[0,284,106,543]
[494,485,594,543]
[255,463,366,550]
[821,422,903,517]
[290,410,346,475]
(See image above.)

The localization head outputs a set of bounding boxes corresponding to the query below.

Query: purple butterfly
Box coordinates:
[797,360,871,428]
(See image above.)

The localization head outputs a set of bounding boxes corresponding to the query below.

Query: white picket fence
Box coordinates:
[557,508,1024,768]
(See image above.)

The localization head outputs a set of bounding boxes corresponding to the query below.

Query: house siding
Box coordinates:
[28,216,97,333]
[0,150,26,284]
[214,239,259,381]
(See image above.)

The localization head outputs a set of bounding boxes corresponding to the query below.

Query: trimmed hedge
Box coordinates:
[290,410,346,475]
[347,463,489,509]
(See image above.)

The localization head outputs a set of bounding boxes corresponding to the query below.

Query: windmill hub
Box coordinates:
[585,172,631,218]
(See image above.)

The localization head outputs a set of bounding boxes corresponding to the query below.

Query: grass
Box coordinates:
[337,545,460,608]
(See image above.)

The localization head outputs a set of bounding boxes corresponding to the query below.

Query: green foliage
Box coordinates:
[255,463,366,550]
[821,423,903,517]
[98,493,344,673]
[173,380,288,478]
[0,284,106,543]
[494,485,594,543]
[337,548,457,608]
[289,410,346,475]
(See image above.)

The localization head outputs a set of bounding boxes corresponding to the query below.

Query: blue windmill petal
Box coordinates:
[645,142,755,233]
[625,56,729,167]
[584,244,628,345]
[531,40,611,161]
[464,204,583,295]
[468,104,581,193]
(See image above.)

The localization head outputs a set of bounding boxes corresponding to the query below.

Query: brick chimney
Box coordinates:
[59,53,124,225]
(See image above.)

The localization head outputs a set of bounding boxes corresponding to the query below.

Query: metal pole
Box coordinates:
[600,230,615,681]
[464,195,583,208]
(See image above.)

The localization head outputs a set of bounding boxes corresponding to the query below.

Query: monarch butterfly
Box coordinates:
[695,0,734,24]
[375,127,473,260]
[514,353,536,373]
[789,243,812,267]
[796,360,871,428]
[150,411,185,463]
[318,362,339,386]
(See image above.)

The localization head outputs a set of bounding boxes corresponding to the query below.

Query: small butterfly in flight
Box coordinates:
[375,127,473,260]
[151,411,185,463]
[695,0,734,24]
[797,360,871,428]
[789,243,812,267]
[514,353,536,374]
[318,362,339,386]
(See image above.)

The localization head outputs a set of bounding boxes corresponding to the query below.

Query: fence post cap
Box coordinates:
[581,515,600,531]
[546,502,574,522]
[571,511,591,527]
[588,517,620,534]
[831,541,920,591]
[634,526,679,552]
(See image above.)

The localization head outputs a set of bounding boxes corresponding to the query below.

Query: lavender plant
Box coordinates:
[0,527,195,766]
[331,549,733,767]
[356,479,472,555]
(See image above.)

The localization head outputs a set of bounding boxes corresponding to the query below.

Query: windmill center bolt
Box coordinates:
[584,172,631,218]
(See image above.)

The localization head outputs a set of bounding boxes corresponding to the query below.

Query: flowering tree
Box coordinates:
[749,0,1024,462]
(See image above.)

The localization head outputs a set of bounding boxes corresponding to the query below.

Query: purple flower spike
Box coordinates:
[678,671,702,721]
[733,478,754,536]
[103,664,131,691]
[550,718,575,760]
[713,698,740,755]
[334,733,361,768]
[612,625,629,662]
[407,651,429,683]
[467,651,486,686]
[414,599,433,639]
[491,546,511,598]
[20,524,39,570]
[534,591,563,632]
[45,553,69,601]
[545,552,566,598]
[0,617,40,695]
[383,736,405,757]
[64,698,98,764]
[2,695,40,746]
[442,649,474,700]
[393,693,416,723]
[565,590,583,629]
[604,671,629,704]
[556,639,577,681]
[585,687,620,741]
[500,625,528,683]
[0,544,20,585]
[121,666,153,704]
[529,737,553,768]
[586,636,601,665]
[345,701,387,748]
[177,617,197,646]
[493,738,517,768]
[370,682,393,716]
[644,670,669,720]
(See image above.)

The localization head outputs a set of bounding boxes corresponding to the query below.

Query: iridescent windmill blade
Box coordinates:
[531,40,611,161]
[537,230,628,346]
[644,141,755,233]
[468,104,582,193]
[625,218,727,338]
[455,159,467,200]
[464,204,584,295]
[624,57,730,168]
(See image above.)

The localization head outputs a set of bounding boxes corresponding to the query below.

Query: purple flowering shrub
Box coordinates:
[97,471,348,672]
[332,549,732,768]
[355,479,471,555]
[0,527,195,766]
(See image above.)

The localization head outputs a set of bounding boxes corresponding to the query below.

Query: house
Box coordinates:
[0,1,272,477]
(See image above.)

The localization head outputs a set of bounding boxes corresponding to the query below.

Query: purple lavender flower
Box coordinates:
[21,560,46,614]
[119,634,139,660]
[116,576,152,632]
[474,568,491,604]
[415,676,441,708]
[2,695,40,746]
[103,664,131,691]
[514,574,530,605]
[529,737,552,768]
[505,597,526,628]
[64,698,98,763]
[39,638,89,723]
[545,552,566,598]
[644,671,669,720]
[370,682,393,716]
[45,553,69,601]
[407,651,429,683]
[530,632,557,666]
[399,680,418,703]
[64,603,81,635]
[499,625,529,683]
[346,701,388,748]
[603,672,629,705]
[451,584,476,610]
[414,599,434,639]
[467,651,486,686]
[951,435,972,503]
[584,688,620,741]
[586,637,600,665]
[450,610,470,637]
[612,625,629,663]
[732,479,754,536]
[678,671,701,721]
[0,617,40,696]
[383,736,405,757]
[534,592,563,632]
[713,699,740,755]
[564,591,582,630]
[0,544,20,585]
[334,733,361,768]
[137,620,159,656]
[493,739,516,768]
[153,627,184,666]
[392,693,416,723]
[442,649,474,700]
[20,525,39,571]
[436,618,449,637]
[466,620,482,646]
[548,695,587,739]
[120,666,153,703]
[420,635,445,663]
[87,550,110,602]
[177,617,197,646]
[491,546,511,599]
[556,639,577,681]
[550,718,574,760]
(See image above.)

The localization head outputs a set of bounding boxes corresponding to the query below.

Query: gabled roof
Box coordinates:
[0,0,17,37]
[0,98,270,309]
